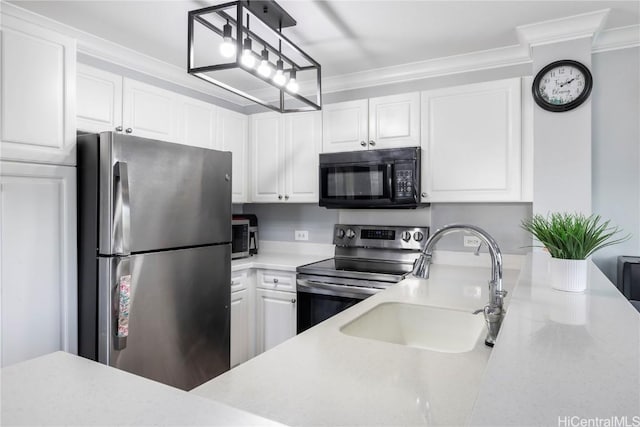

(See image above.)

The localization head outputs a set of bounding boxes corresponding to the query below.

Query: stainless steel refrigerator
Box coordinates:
[77,132,231,391]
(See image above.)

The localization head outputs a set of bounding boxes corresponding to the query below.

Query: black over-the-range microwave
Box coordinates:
[319,147,421,209]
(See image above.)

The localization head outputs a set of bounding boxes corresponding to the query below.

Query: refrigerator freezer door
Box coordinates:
[97,132,232,254]
[98,245,231,391]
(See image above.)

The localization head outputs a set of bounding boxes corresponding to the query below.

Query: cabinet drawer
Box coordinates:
[256,269,296,292]
[231,269,249,292]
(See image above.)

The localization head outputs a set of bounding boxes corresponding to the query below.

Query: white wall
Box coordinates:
[532,38,593,216]
[591,47,640,283]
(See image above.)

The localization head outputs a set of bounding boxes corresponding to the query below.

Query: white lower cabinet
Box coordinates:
[255,288,297,354]
[231,289,250,368]
[230,269,254,367]
[0,161,77,367]
[254,269,297,354]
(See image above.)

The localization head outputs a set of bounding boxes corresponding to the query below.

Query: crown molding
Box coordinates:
[2,2,637,109]
[517,9,610,49]
[592,25,640,53]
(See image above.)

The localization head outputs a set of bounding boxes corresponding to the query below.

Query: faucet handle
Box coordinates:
[473,307,485,315]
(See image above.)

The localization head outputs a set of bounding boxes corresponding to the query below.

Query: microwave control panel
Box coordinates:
[394,162,415,199]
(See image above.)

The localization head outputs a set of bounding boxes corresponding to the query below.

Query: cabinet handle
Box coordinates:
[125,128,133,134]
[115,126,123,132]
[284,195,289,200]
[231,280,236,286]
[368,140,376,146]
[421,192,428,198]
[273,278,279,284]
[360,141,366,147]
[291,298,297,304]
[278,194,283,200]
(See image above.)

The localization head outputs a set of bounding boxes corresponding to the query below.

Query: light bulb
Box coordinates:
[286,69,299,93]
[286,77,299,93]
[273,60,286,86]
[241,38,255,68]
[257,47,272,77]
[220,40,236,58]
[258,61,272,77]
[219,22,235,58]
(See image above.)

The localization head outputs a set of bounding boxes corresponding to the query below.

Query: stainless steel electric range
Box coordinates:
[296,224,429,334]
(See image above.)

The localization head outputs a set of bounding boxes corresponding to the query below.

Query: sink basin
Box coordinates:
[340,302,485,353]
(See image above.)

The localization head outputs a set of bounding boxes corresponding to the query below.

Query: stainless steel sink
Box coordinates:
[340,302,485,353]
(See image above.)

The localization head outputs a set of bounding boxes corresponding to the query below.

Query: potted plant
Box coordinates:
[521,212,630,292]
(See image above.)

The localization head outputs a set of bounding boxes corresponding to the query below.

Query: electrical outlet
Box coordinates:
[295,230,309,241]
[463,235,482,248]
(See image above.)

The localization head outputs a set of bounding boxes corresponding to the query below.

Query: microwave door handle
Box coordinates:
[386,164,394,200]
[113,161,131,256]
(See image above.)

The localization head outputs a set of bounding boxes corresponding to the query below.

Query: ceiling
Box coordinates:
[8,0,640,80]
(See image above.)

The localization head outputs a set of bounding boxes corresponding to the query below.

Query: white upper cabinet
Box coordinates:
[283,112,322,202]
[420,78,522,202]
[122,79,180,143]
[178,96,217,150]
[322,99,368,152]
[77,64,123,134]
[0,14,76,165]
[1,161,77,366]
[250,113,283,202]
[322,93,420,153]
[250,111,321,203]
[368,92,421,149]
[217,109,249,204]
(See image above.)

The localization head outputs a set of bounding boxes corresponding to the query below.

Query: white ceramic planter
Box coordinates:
[549,258,588,292]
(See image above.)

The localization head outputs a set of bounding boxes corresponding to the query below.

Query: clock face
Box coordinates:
[537,65,586,105]
[532,60,593,112]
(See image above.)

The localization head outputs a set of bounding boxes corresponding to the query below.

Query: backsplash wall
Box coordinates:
[243,203,532,254]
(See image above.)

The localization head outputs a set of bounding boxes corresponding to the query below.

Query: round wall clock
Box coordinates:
[532,60,593,112]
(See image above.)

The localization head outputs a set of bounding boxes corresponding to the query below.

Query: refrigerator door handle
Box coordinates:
[113,161,131,256]
[113,257,131,351]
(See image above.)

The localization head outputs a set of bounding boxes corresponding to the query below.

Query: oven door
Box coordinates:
[319,162,394,208]
[296,277,382,334]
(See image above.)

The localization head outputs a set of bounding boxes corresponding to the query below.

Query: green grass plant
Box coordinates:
[521,213,630,259]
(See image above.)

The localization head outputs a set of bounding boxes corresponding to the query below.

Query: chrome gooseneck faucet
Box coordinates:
[412,224,507,347]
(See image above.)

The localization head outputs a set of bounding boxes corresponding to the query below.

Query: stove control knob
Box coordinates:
[346,229,356,239]
[401,231,412,242]
[335,228,345,239]
[413,231,425,242]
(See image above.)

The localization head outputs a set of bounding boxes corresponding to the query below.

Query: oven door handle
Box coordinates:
[297,279,382,299]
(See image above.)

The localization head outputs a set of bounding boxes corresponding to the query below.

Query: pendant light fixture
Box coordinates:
[240,14,256,69]
[188,0,322,113]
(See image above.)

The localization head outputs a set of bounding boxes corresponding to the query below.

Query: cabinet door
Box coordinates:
[420,78,522,202]
[122,78,179,143]
[250,112,284,202]
[368,92,420,149]
[283,111,321,203]
[321,99,368,153]
[255,289,297,354]
[76,64,123,134]
[0,161,77,367]
[218,109,249,204]
[178,96,217,149]
[0,15,76,165]
[230,289,250,367]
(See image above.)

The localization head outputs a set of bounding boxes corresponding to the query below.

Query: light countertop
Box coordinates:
[195,252,640,426]
[469,254,640,425]
[193,264,521,426]
[231,241,333,272]
[1,351,282,426]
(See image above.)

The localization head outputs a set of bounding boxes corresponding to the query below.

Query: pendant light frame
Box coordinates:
[188,0,322,113]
